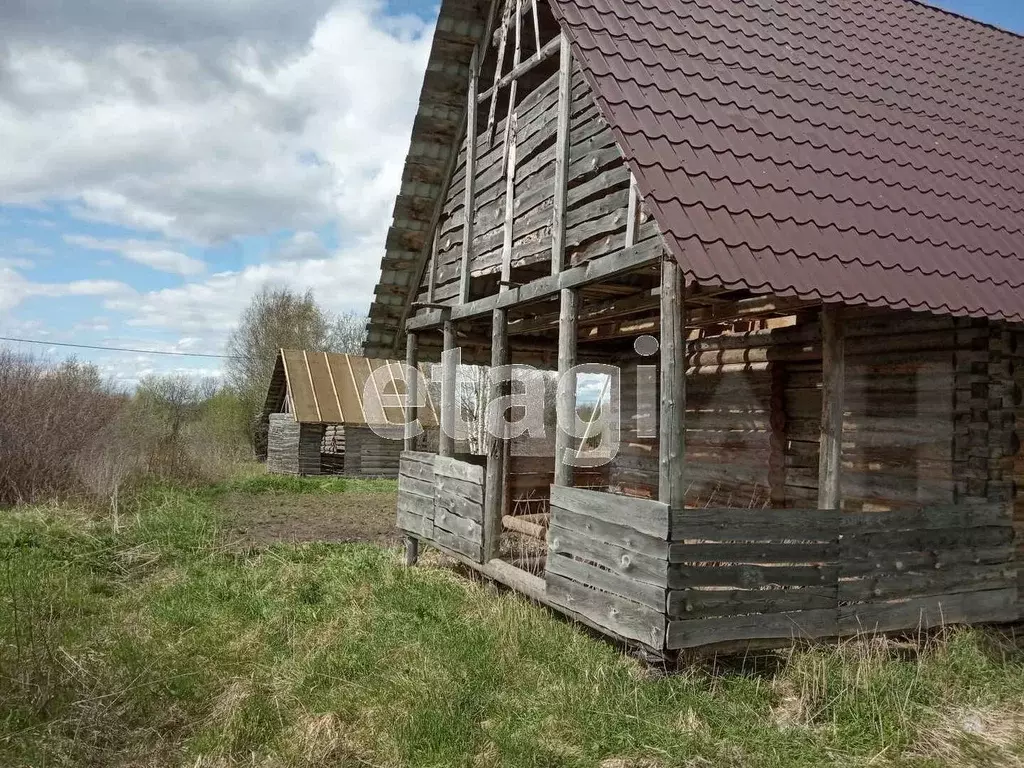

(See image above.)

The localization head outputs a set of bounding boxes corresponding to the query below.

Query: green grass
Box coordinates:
[1,486,1022,767]
[213,473,398,495]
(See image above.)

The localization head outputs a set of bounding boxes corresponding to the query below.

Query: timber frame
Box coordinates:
[374,0,1022,657]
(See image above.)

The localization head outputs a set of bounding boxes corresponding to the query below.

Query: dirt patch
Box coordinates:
[217,490,400,548]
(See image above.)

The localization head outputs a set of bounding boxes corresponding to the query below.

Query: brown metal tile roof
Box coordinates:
[266,350,439,427]
[550,0,1024,322]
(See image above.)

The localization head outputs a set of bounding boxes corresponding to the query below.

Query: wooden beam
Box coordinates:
[404,332,419,453]
[499,0,523,175]
[484,1,512,144]
[406,236,665,331]
[659,256,686,509]
[554,288,578,487]
[817,305,845,510]
[440,318,458,457]
[550,30,572,275]
[478,26,558,102]
[483,308,509,561]
[459,43,481,305]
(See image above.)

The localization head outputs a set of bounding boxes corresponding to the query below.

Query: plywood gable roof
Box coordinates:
[266,350,439,427]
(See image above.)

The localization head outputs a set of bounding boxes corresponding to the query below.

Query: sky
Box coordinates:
[0,0,1021,388]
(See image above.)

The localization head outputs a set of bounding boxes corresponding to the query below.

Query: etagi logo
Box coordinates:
[361,335,663,469]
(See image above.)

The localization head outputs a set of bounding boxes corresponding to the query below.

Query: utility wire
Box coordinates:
[0,335,238,359]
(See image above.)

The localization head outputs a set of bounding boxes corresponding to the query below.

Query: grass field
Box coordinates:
[1,480,1023,767]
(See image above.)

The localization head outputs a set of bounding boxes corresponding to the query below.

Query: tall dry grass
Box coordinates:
[0,351,125,505]
[0,352,252,509]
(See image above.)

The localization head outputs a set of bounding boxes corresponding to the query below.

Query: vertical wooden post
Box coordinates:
[550,31,572,275]
[405,537,419,567]
[818,306,845,510]
[659,257,686,508]
[484,308,509,561]
[554,288,578,487]
[404,332,419,453]
[440,318,458,458]
[459,44,481,305]
[624,173,639,248]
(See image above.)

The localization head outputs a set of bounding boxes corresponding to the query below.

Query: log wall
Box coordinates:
[267,413,323,476]
[419,64,659,307]
[343,426,403,478]
[609,311,987,512]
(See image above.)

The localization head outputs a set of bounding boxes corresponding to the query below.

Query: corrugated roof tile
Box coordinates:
[551,0,1024,321]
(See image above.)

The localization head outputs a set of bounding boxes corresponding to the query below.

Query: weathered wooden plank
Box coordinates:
[546,572,666,648]
[551,486,670,540]
[837,504,1010,534]
[670,508,842,542]
[667,608,838,649]
[397,490,434,518]
[434,508,483,541]
[397,508,434,539]
[399,473,435,499]
[547,554,665,611]
[399,457,435,483]
[435,484,484,523]
[434,455,485,485]
[842,545,1016,576]
[549,507,670,560]
[440,319,457,457]
[432,525,483,562]
[669,541,837,564]
[842,525,1014,557]
[436,471,484,505]
[547,524,669,588]
[838,588,1018,635]
[840,563,1015,603]
[405,333,419,453]
[669,563,838,590]
[667,586,836,619]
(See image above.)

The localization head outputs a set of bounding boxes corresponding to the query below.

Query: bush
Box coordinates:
[0,352,124,505]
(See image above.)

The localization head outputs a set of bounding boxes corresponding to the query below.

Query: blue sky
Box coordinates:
[0,0,1020,386]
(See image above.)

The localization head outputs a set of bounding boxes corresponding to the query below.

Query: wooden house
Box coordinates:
[363,0,1024,655]
[263,349,438,478]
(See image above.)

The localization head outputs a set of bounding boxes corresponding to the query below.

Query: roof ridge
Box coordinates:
[909,0,1024,42]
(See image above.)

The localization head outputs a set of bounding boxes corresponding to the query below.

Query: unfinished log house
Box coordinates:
[364,0,1024,655]
[263,350,438,478]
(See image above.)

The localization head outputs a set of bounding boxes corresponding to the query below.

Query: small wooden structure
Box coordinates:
[366,0,1023,655]
[263,349,438,478]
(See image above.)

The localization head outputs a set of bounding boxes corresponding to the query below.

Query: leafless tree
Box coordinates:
[329,311,369,354]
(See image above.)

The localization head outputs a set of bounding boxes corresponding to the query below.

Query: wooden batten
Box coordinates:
[818,306,845,509]
[659,257,686,508]
[554,288,579,487]
[459,44,481,305]
[624,173,639,248]
[550,31,572,275]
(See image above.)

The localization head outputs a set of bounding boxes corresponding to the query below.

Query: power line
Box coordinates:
[0,335,238,359]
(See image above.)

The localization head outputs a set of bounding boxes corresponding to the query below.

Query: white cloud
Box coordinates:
[65,234,206,276]
[0,1,433,244]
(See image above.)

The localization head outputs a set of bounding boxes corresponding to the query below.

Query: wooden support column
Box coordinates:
[659,257,686,508]
[554,288,578,487]
[440,318,458,458]
[817,306,845,510]
[404,332,419,453]
[550,30,572,275]
[483,308,509,560]
[459,44,481,305]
